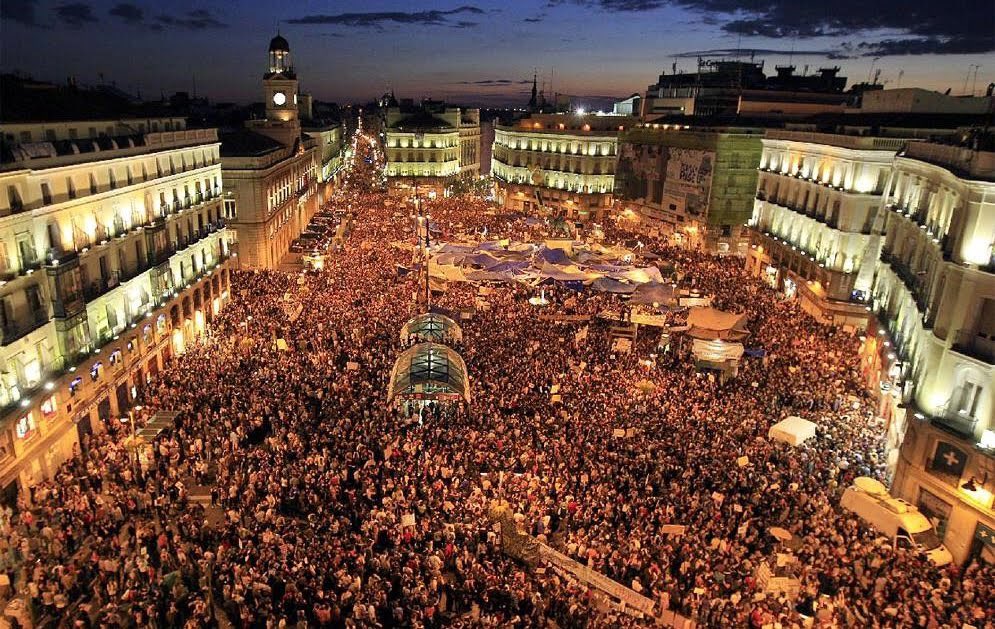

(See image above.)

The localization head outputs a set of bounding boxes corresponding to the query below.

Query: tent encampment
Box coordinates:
[686,306,750,341]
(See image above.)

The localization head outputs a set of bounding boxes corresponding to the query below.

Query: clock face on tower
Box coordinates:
[272,92,287,106]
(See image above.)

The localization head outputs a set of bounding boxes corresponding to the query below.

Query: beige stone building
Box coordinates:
[492,114,637,223]
[0,115,232,503]
[385,101,480,198]
[743,124,995,564]
[745,130,903,327]
[458,109,481,178]
[869,141,995,564]
[222,34,321,269]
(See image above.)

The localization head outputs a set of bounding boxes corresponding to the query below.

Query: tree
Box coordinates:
[444,173,493,198]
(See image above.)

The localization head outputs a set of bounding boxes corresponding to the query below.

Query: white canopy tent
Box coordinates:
[768,416,818,447]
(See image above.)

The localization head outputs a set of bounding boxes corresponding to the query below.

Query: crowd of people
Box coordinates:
[1,132,991,629]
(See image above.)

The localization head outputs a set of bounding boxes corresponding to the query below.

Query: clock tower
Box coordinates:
[263,33,298,124]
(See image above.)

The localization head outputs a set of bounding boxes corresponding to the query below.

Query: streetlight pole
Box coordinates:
[412,204,432,311]
[124,405,142,478]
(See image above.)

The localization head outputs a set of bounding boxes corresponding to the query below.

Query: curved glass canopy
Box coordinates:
[399,312,463,344]
[388,342,470,402]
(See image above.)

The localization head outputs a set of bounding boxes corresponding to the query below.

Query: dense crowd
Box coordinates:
[1,136,992,629]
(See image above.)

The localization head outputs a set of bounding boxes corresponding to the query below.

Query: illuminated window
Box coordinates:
[69,377,82,397]
[16,413,36,439]
[40,395,57,419]
[90,362,102,381]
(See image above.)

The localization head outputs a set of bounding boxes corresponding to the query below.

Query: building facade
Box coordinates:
[641,62,849,118]
[303,123,345,188]
[222,34,321,269]
[385,102,480,198]
[745,131,905,327]
[0,116,232,503]
[491,114,635,222]
[616,123,762,252]
[871,143,995,564]
[459,109,481,178]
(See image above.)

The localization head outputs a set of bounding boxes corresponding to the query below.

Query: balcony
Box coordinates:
[119,257,155,283]
[16,258,43,277]
[83,272,121,301]
[148,244,177,267]
[45,247,79,267]
[951,340,995,366]
[1,310,49,346]
[932,407,980,440]
[880,252,930,314]
[761,196,872,235]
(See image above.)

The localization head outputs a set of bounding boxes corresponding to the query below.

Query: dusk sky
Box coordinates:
[2,0,993,107]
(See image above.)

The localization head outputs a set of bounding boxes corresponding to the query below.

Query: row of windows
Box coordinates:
[4,148,219,214]
[5,119,183,144]
[267,159,317,214]
[760,150,888,195]
[495,136,617,157]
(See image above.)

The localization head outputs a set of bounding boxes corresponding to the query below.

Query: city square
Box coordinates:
[1,3,994,628]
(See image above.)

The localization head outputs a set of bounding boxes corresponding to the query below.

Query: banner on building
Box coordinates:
[928,441,968,486]
[615,144,715,218]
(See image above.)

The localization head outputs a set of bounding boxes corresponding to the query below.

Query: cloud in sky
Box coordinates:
[108,2,143,24]
[550,0,995,56]
[287,6,484,29]
[2,0,41,26]
[155,8,227,30]
[673,48,846,59]
[454,79,533,85]
[55,2,97,26]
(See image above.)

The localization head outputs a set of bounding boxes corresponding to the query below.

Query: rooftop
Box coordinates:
[765,129,907,151]
[388,111,455,132]
[1,127,219,170]
[900,140,995,182]
[0,73,171,123]
[219,129,285,157]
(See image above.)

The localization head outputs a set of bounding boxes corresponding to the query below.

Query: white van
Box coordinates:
[840,477,953,566]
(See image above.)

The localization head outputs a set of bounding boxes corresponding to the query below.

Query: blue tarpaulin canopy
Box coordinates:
[536,247,571,264]
[591,277,637,294]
